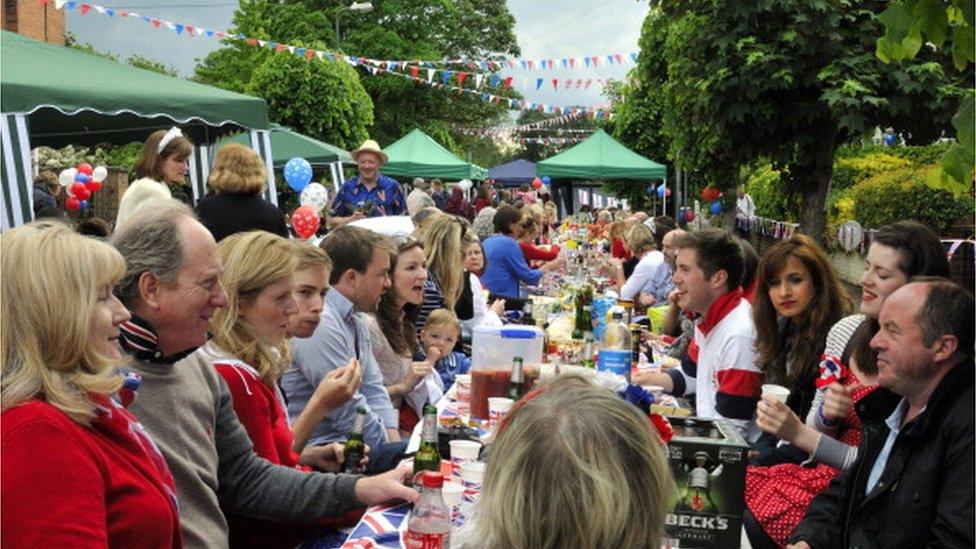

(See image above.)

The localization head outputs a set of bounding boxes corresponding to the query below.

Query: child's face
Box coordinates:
[422,323,459,357]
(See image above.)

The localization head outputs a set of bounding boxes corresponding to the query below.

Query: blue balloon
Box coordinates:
[709,200,723,215]
[646,184,656,194]
[284,157,312,192]
[79,199,89,210]
[541,176,551,185]
[656,184,666,198]
[75,173,90,184]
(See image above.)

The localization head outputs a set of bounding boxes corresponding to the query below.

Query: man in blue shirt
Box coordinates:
[330,139,405,226]
[282,225,408,474]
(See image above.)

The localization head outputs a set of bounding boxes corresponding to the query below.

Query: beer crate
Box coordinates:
[662,416,749,548]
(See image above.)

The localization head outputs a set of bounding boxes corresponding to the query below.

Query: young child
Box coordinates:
[420,309,472,391]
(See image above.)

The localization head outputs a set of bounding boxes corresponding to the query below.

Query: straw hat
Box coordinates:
[351,139,388,164]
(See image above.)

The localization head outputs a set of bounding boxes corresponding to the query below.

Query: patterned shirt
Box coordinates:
[330,174,405,217]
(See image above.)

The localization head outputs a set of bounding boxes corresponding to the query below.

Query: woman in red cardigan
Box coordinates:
[518,213,561,269]
[2,222,181,548]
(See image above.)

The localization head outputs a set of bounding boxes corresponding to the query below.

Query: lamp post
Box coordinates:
[334,1,374,49]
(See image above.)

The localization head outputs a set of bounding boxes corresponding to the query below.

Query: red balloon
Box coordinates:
[70,182,86,197]
[701,187,721,202]
[683,210,696,222]
[291,206,321,239]
[86,180,102,193]
[77,163,93,176]
[66,197,81,211]
[532,179,542,190]
[74,186,91,201]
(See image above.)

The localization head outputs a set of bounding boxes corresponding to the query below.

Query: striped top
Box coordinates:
[416,277,445,336]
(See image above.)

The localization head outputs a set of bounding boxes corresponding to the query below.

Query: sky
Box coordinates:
[67,0,650,110]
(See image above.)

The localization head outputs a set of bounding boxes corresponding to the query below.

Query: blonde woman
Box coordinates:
[1,222,181,547]
[196,143,288,241]
[417,214,468,333]
[183,230,362,549]
[608,222,666,301]
[459,375,673,548]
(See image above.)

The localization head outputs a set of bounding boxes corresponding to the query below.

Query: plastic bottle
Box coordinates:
[598,310,632,382]
[406,471,452,548]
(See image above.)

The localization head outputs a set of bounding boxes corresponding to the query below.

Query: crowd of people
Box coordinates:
[6,130,974,549]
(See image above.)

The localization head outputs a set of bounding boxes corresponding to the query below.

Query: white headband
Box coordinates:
[157,127,183,154]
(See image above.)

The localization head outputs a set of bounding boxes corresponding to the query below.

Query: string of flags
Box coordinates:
[736,216,801,241]
[364,52,640,72]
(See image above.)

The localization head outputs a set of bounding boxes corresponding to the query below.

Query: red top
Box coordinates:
[519,241,560,263]
[611,238,631,260]
[2,399,182,548]
[474,198,491,213]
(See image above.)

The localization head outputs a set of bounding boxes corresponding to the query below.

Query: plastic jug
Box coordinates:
[470,325,543,419]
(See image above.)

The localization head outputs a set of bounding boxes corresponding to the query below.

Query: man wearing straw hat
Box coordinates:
[330,139,406,226]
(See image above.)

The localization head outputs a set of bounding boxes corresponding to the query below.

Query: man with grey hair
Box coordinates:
[111,200,416,549]
[406,177,435,217]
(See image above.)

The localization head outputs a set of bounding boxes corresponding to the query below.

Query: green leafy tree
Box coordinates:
[622,0,971,240]
[875,0,974,188]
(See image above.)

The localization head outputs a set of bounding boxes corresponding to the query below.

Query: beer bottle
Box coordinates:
[581,333,596,369]
[508,356,525,400]
[343,407,367,473]
[413,404,441,476]
[522,300,535,326]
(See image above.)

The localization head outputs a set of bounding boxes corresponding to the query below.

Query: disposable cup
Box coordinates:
[441,480,464,509]
[460,461,486,495]
[487,397,515,428]
[761,384,791,403]
[449,439,482,476]
[454,374,472,403]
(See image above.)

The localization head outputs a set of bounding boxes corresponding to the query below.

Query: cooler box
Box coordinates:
[469,325,543,419]
[662,416,749,548]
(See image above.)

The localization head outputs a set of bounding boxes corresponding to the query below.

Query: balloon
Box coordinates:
[76,163,93,176]
[300,183,329,213]
[86,180,102,193]
[656,185,666,198]
[541,176,551,185]
[701,186,721,202]
[59,168,77,187]
[532,178,543,190]
[458,179,473,191]
[79,200,89,210]
[291,206,321,239]
[74,186,91,201]
[709,200,723,215]
[683,209,695,222]
[70,182,86,197]
[284,157,313,193]
[66,197,81,211]
[91,165,108,183]
[665,188,672,197]
[75,172,90,184]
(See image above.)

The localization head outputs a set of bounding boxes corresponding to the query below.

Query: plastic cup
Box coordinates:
[460,461,486,502]
[487,397,515,428]
[454,374,471,403]
[441,480,464,508]
[761,384,791,403]
[449,439,482,477]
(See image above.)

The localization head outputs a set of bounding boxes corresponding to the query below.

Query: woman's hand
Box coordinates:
[822,382,859,422]
[756,396,802,443]
[489,298,506,316]
[312,359,362,411]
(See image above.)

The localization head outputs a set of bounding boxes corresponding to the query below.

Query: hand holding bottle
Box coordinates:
[354,465,420,506]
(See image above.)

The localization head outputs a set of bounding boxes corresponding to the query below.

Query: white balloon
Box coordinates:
[59,168,77,187]
[300,183,329,213]
[458,179,473,191]
[91,165,108,183]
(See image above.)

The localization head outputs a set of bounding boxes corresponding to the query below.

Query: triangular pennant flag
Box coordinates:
[93,5,105,14]
[574,79,582,89]
[535,78,543,90]
[426,69,435,83]
[474,74,484,88]
[410,66,420,78]
[606,55,614,65]
[591,56,600,66]
[174,23,184,35]
[316,51,325,60]
[568,57,576,68]
[563,78,572,89]
[503,76,513,89]
[441,71,452,85]
[287,45,296,54]
[257,39,267,47]
[205,29,214,38]
[305,49,315,60]
[614,53,624,64]
[630,52,638,63]
[215,31,225,39]
[551,78,558,90]
[163,21,175,30]
[246,38,258,46]
[584,79,592,89]
[325,52,335,61]
[55,0,66,7]
[295,47,306,57]
[527,60,535,69]
[490,74,501,87]
[457,72,468,85]
[65,1,77,9]
[79,3,91,15]
[583,57,591,67]
[275,43,287,53]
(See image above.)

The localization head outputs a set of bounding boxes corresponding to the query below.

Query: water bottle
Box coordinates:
[598,310,632,382]
[406,471,451,548]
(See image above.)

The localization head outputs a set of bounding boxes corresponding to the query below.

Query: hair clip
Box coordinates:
[157,127,184,154]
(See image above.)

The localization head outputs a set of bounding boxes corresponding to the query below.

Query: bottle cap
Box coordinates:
[417,470,444,488]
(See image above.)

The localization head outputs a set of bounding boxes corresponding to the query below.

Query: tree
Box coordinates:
[621,0,971,240]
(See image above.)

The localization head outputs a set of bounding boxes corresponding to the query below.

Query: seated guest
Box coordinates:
[419,309,471,390]
[460,234,504,345]
[634,229,762,441]
[518,214,561,269]
[788,279,974,549]
[464,238,487,277]
[482,205,564,299]
[77,216,113,238]
[1,221,180,548]
[745,221,950,548]
[112,202,415,548]
[31,170,61,215]
[472,206,497,242]
[417,214,466,334]
[283,225,409,474]
[411,206,442,241]
[195,143,288,242]
[444,186,476,221]
[738,237,760,301]
[608,219,632,260]
[366,236,438,435]
[406,178,435,217]
[608,223,666,302]
[456,375,672,548]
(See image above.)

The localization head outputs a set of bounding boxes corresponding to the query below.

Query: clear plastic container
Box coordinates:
[470,325,543,419]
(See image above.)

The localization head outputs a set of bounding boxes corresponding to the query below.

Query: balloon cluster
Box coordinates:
[656,184,672,198]
[284,157,313,193]
[531,177,543,190]
[679,207,696,223]
[459,179,473,192]
[59,163,108,211]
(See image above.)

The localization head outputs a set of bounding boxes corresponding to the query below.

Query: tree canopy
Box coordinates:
[612,0,972,239]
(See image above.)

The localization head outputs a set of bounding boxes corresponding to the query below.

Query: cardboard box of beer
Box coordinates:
[662,416,749,548]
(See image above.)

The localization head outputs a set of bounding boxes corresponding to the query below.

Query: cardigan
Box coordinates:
[195,192,289,242]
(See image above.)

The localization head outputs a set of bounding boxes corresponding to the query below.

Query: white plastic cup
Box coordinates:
[449,439,482,477]
[460,461,486,501]
[761,384,791,403]
[441,480,464,509]
[454,374,472,403]
[487,397,515,428]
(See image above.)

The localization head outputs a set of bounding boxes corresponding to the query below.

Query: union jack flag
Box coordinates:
[340,503,411,548]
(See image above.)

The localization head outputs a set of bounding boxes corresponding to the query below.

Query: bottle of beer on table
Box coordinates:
[343,407,367,473]
[508,356,525,400]
[413,404,441,476]
[581,333,596,369]
[522,300,535,326]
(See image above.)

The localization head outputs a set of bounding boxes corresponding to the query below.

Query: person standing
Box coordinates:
[31,170,61,215]
[788,279,974,549]
[430,179,448,210]
[329,140,405,226]
[117,127,193,228]
[736,186,756,236]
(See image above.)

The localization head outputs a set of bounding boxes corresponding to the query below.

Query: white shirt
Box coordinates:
[461,274,503,340]
[620,250,665,301]
[736,194,756,218]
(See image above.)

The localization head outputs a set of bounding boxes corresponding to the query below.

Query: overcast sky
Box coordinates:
[68,0,649,110]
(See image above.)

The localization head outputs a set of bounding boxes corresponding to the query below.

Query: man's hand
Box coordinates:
[638,292,657,307]
[756,396,802,443]
[330,212,367,227]
[786,542,811,549]
[299,442,370,473]
[667,288,682,307]
[354,465,420,506]
[822,382,860,421]
[312,360,362,411]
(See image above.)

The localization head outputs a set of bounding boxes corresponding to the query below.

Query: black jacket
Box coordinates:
[196,192,289,242]
[790,359,975,548]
